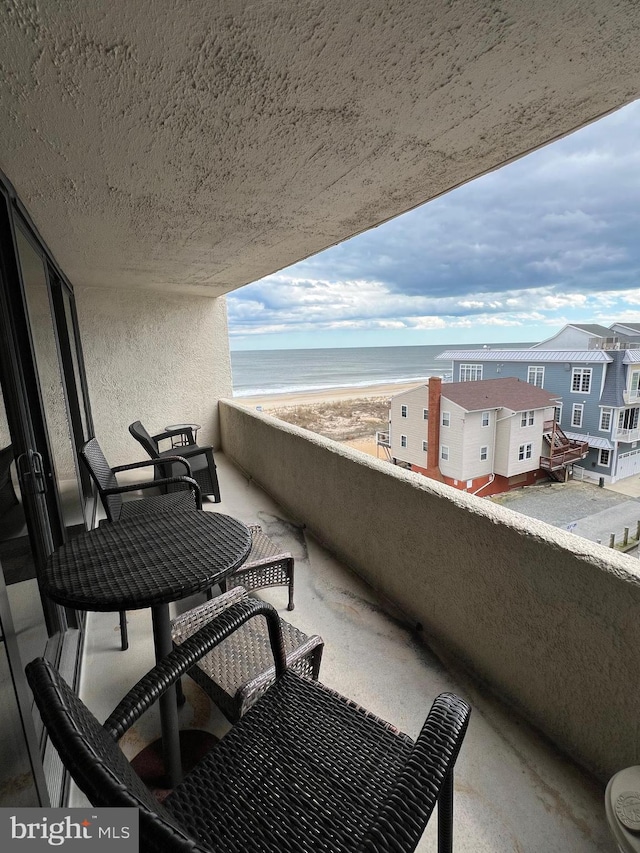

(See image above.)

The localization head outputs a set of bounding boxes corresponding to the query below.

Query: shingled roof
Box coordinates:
[568,323,614,336]
[441,377,559,412]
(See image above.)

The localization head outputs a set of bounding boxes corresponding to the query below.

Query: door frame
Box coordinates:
[0,170,90,805]
[0,185,66,639]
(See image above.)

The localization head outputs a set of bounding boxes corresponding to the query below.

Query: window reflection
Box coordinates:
[14,227,85,536]
[0,389,48,806]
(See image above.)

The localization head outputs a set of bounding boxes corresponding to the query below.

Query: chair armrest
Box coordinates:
[103,599,286,740]
[168,443,214,458]
[112,456,192,477]
[153,428,195,444]
[355,692,471,853]
[102,476,202,508]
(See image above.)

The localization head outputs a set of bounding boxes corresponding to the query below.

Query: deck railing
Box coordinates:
[540,441,590,470]
[589,336,640,350]
[616,427,640,442]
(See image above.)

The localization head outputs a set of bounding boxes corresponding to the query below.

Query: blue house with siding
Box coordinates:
[436,322,640,484]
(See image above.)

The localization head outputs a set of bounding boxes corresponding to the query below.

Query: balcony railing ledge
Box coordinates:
[220,398,640,782]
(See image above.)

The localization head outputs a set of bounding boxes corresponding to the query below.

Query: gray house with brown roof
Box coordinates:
[437,321,640,483]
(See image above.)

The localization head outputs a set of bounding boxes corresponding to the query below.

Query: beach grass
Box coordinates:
[269,396,389,441]
[235,380,420,456]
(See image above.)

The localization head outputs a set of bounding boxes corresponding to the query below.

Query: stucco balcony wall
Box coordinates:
[220,398,640,782]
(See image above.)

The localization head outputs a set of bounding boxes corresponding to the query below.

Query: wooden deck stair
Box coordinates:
[540,420,589,479]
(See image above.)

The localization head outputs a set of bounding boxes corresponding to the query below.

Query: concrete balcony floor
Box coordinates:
[73,454,614,852]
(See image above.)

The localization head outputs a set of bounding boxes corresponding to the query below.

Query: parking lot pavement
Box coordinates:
[490,480,640,547]
[567,502,640,546]
[603,475,640,499]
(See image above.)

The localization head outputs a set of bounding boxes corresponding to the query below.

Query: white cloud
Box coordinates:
[619,293,640,306]
[536,293,588,310]
[228,274,618,338]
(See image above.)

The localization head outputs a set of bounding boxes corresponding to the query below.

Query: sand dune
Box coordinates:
[231,380,425,458]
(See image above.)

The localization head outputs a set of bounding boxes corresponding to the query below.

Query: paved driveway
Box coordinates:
[491,480,640,547]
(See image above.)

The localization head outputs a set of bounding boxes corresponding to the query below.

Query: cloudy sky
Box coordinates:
[228,99,640,351]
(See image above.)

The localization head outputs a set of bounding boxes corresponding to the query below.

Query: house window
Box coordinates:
[480,446,488,461]
[423,408,428,420]
[518,443,533,461]
[441,411,450,427]
[400,435,407,448]
[599,408,612,431]
[571,367,592,393]
[631,371,640,396]
[598,449,610,467]
[520,410,535,427]
[619,408,640,430]
[401,404,408,417]
[554,403,563,423]
[422,440,428,451]
[571,403,583,428]
[527,366,544,387]
[441,445,449,460]
[481,411,490,427]
[459,364,482,382]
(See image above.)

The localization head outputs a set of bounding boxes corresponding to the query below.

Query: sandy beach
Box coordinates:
[233,380,425,456]
[234,380,425,410]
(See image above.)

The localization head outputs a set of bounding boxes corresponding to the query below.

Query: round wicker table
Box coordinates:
[43,509,251,786]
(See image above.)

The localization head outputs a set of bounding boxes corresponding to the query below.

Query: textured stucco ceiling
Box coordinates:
[1,0,639,297]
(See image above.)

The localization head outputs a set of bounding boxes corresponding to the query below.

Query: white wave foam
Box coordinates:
[233,372,450,398]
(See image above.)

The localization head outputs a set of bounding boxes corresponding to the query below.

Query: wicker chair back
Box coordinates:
[128,420,160,457]
[26,658,195,852]
[80,438,123,522]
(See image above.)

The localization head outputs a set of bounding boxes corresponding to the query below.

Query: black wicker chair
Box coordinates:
[80,437,202,650]
[129,420,221,503]
[222,524,295,610]
[26,599,471,853]
[171,586,323,721]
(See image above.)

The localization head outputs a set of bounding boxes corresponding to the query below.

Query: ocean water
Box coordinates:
[231,342,534,396]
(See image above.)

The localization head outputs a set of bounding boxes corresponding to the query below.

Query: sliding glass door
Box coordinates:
[14,223,91,541]
[0,176,94,805]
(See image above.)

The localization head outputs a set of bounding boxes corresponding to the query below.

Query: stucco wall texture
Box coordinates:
[1,1,640,297]
[76,288,231,465]
[221,400,640,782]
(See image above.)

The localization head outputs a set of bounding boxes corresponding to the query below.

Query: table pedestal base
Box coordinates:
[131,730,218,801]
[152,603,183,786]
[606,766,640,852]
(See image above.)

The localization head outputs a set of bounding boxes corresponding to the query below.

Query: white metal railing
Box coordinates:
[589,336,640,351]
[616,427,640,442]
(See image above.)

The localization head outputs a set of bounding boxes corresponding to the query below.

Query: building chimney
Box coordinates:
[427,376,442,471]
